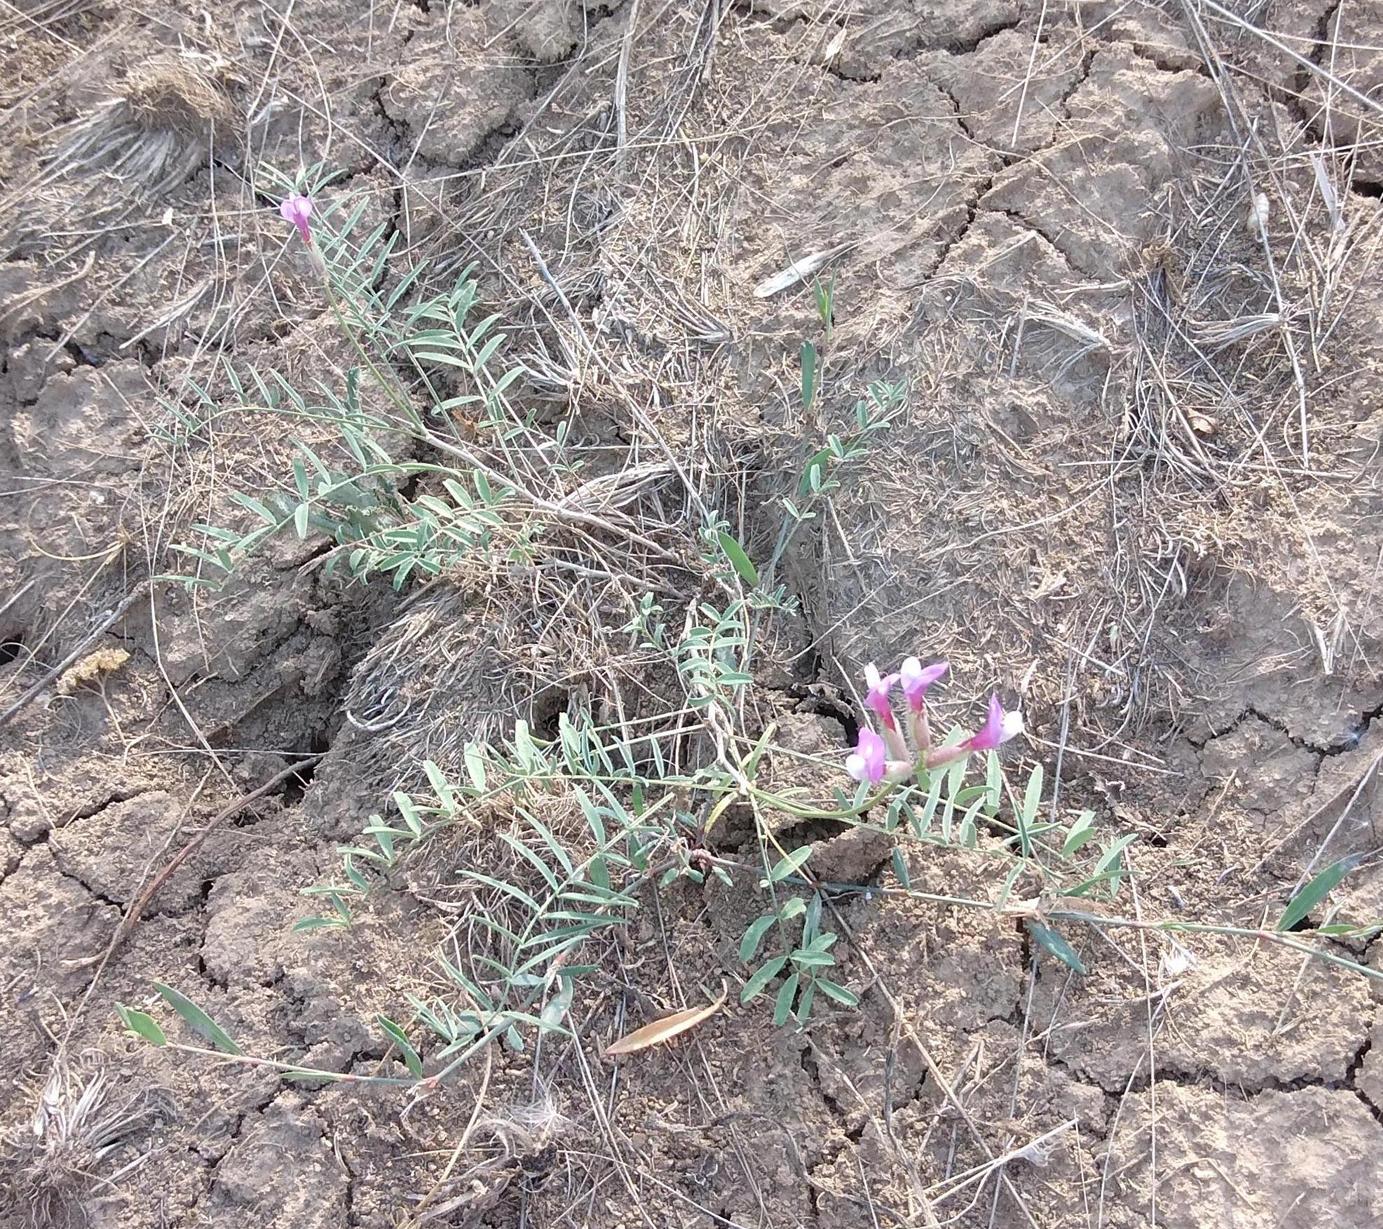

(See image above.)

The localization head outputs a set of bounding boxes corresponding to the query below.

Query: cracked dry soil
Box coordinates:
[3,1,1383,1227]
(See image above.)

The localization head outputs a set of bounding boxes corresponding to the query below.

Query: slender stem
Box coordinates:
[321,271,422,429]
[163,1042,416,1086]
[1043,909,1383,981]
[747,782,895,821]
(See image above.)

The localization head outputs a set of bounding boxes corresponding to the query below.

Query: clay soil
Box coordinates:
[3,1,1383,1227]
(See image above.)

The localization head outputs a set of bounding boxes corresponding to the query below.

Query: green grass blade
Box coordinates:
[153,983,242,1054]
[1278,855,1361,932]
[116,1004,167,1047]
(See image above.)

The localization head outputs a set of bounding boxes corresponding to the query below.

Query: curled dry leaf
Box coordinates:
[604,990,727,1057]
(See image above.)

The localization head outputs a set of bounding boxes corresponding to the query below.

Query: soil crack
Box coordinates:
[1190,701,1379,757]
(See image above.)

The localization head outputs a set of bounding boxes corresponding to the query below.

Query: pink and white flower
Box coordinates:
[845,728,911,786]
[961,694,1025,751]
[862,663,911,761]
[899,657,948,711]
[845,728,887,785]
[279,192,314,243]
[925,694,1025,768]
[899,656,947,750]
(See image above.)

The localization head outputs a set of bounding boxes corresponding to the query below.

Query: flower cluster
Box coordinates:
[845,657,1023,786]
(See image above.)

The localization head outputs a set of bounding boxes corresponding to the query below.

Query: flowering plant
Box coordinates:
[845,657,1023,786]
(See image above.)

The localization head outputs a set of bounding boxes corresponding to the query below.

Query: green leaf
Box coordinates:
[230,492,279,526]
[284,1068,345,1086]
[773,972,800,1026]
[1062,810,1097,856]
[1028,923,1086,974]
[1060,866,1131,899]
[1091,834,1138,897]
[393,791,424,836]
[424,760,457,811]
[343,855,369,891]
[798,448,831,498]
[463,743,488,792]
[984,751,1002,816]
[513,719,537,771]
[496,833,561,892]
[795,977,817,1024]
[716,531,759,587]
[293,916,345,933]
[153,983,242,1054]
[800,341,817,411]
[766,846,813,884]
[891,847,911,888]
[1020,764,1044,823]
[377,1014,424,1078]
[995,861,1026,911]
[741,955,787,1003]
[292,456,310,500]
[742,722,776,782]
[958,797,986,849]
[815,978,859,1007]
[740,915,778,963]
[1277,855,1361,932]
[289,497,308,541]
[457,870,542,913]
[914,772,944,836]
[116,1004,167,1047]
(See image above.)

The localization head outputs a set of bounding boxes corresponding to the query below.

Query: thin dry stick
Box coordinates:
[404,1047,494,1228]
[99,753,323,966]
[824,900,1034,1229]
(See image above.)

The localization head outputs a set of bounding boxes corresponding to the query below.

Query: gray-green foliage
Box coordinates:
[740,890,858,1026]
[122,175,1383,1091]
[170,183,537,590]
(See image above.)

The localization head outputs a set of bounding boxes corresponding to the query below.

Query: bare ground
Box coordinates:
[2,1,1383,1227]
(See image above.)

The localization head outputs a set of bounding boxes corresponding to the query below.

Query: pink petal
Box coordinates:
[846,728,887,784]
[962,695,1022,752]
[900,658,948,710]
[279,193,314,242]
[864,663,899,723]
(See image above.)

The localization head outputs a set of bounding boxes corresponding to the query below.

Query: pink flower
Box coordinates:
[845,728,887,785]
[863,663,911,761]
[899,658,948,711]
[845,727,912,786]
[279,192,314,243]
[900,657,947,752]
[961,694,1025,751]
[864,663,898,726]
[923,694,1024,769]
